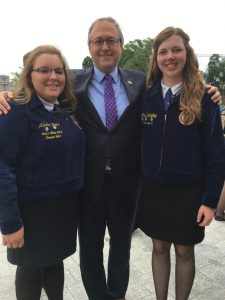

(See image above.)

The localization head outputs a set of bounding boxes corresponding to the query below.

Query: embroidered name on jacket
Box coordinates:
[141,113,157,125]
[39,122,63,140]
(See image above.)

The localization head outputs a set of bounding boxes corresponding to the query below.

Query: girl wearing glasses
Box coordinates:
[0,45,85,300]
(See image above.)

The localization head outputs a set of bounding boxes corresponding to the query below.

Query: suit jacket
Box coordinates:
[71,67,145,204]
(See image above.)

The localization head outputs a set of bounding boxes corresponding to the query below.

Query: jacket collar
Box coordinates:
[93,66,119,83]
[148,79,181,106]
[27,93,44,110]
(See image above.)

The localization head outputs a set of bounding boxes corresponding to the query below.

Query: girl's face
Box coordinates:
[157,34,186,86]
[31,54,65,103]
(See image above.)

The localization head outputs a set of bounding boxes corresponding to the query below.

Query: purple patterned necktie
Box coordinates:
[104,74,118,130]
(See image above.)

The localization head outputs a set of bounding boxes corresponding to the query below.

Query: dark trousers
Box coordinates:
[78,175,137,300]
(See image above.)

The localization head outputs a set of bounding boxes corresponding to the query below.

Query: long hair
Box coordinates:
[146,27,204,124]
[13,45,77,112]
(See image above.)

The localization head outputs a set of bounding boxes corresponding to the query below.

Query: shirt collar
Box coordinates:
[37,95,59,111]
[93,66,119,83]
[161,81,183,98]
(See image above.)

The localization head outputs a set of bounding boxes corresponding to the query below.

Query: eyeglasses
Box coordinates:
[32,67,65,75]
[89,38,121,47]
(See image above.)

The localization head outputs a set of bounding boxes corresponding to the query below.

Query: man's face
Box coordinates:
[88,21,122,73]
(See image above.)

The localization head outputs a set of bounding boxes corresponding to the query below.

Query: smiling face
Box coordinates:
[88,20,123,73]
[31,53,65,103]
[157,34,187,86]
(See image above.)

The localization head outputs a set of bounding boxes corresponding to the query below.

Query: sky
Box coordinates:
[1,0,224,76]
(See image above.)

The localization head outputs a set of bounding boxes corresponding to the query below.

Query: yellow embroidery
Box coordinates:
[39,122,63,140]
[178,112,194,126]
[39,122,60,129]
[141,113,157,125]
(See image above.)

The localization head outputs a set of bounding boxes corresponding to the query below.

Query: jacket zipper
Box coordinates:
[158,114,167,175]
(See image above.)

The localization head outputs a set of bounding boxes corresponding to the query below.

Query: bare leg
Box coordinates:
[151,239,171,300]
[174,244,195,300]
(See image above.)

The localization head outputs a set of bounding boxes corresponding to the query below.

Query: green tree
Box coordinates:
[204,54,225,98]
[10,68,22,90]
[119,38,154,72]
[81,37,154,73]
[82,56,93,68]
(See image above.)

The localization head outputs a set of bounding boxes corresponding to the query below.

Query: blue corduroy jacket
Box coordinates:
[141,80,225,208]
[0,94,85,234]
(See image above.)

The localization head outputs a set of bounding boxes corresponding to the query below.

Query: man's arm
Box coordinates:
[0,91,14,115]
[0,85,222,115]
[206,84,222,103]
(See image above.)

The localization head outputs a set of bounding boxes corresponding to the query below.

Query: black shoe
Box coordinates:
[214,215,225,221]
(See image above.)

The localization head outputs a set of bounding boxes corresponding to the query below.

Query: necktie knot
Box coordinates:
[105,73,113,82]
[53,104,60,111]
[104,73,118,130]
[164,88,172,111]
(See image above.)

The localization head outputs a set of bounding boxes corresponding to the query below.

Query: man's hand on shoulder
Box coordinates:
[0,91,14,115]
[206,84,221,103]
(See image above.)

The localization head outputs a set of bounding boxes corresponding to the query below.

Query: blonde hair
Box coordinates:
[14,45,76,112]
[146,27,204,124]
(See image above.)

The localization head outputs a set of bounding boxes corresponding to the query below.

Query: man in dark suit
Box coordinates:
[0,16,221,300]
[71,17,145,300]
[0,18,144,299]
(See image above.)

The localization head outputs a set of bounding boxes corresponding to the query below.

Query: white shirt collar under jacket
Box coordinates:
[161,82,183,98]
[37,96,59,111]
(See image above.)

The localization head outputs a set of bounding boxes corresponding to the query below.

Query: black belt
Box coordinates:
[105,169,112,176]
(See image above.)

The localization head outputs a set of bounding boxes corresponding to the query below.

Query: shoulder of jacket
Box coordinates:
[119,67,145,76]
[70,68,92,76]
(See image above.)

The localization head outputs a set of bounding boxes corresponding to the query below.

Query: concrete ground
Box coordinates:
[1,219,225,299]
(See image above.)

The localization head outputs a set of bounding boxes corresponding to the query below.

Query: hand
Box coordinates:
[206,84,221,103]
[197,205,215,227]
[2,227,24,248]
[0,91,13,115]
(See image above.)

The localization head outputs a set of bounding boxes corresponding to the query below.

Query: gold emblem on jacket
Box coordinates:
[39,122,63,140]
[178,112,194,126]
[141,113,157,125]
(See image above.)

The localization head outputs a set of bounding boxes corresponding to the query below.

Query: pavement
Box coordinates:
[1,219,225,300]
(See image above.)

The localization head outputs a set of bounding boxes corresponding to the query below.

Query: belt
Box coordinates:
[105,169,112,176]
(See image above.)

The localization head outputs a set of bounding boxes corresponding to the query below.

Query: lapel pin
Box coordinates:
[127,80,133,85]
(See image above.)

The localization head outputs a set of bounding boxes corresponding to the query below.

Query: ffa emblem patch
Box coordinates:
[141,113,157,125]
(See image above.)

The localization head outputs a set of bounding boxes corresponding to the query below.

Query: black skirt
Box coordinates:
[7,194,78,267]
[137,177,205,245]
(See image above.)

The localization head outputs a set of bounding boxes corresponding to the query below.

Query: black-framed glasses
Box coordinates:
[32,67,65,75]
[90,37,121,47]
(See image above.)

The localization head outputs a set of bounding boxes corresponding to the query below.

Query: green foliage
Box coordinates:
[119,38,154,72]
[10,68,22,90]
[204,54,225,98]
[82,56,93,68]
[81,38,154,73]
[81,41,225,99]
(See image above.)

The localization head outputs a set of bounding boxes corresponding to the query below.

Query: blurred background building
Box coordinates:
[0,75,10,92]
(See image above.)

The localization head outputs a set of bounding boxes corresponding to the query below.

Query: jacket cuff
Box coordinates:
[0,219,23,234]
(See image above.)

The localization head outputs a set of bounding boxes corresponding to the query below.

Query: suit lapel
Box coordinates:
[119,68,139,104]
[72,68,92,94]
[78,91,106,129]
[74,67,143,131]
[74,68,106,130]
